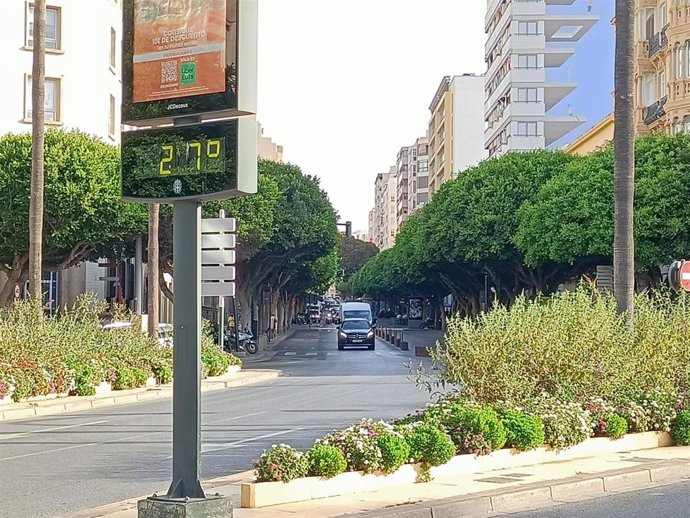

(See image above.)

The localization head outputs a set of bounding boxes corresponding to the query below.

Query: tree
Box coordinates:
[147,204,159,338]
[338,236,378,280]
[613,0,635,325]
[0,130,147,306]
[29,0,46,304]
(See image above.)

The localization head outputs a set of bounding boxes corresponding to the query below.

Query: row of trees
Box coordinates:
[345,134,690,320]
[0,130,340,325]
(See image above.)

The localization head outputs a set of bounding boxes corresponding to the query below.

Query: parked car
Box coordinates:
[337,318,375,351]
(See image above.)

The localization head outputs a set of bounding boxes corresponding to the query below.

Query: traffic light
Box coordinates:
[345,221,352,238]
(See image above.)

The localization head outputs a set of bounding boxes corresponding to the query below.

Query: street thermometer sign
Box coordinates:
[120,0,258,515]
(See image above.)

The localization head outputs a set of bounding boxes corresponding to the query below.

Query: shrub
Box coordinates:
[152,361,173,385]
[501,410,545,450]
[601,414,628,440]
[671,410,690,446]
[636,389,677,432]
[317,419,395,473]
[131,367,149,388]
[401,423,455,467]
[254,444,308,483]
[532,396,591,449]
[440,404,506,453]
[617,400,651,433]
[201,342,231,377]
[112,367,137,390]
[377,433,411,474]
[307,444,347,478]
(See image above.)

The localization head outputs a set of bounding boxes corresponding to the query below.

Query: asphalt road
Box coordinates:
[0,327,431,518]
[503,480,690,517]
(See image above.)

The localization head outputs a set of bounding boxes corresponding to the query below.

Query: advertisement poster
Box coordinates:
[408,298,423,320]
[132,0,233,103]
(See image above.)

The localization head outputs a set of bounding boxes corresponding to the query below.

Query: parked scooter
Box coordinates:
[224,331,258,354]
[419,317,434,329]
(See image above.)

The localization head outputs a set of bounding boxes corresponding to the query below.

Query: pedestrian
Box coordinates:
[269,313,277,340]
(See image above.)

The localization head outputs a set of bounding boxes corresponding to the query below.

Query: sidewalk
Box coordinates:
[0,368,281,422]
[377,327,444,360]
[67,445,690,518]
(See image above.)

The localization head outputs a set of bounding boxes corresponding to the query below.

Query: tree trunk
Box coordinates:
[613,0,635,328]
[147,203,160,338]
[28,0,46,307]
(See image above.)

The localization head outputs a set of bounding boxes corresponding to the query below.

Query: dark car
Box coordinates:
[337,318,375,351]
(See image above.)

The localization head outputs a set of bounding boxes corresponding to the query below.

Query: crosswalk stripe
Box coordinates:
[284,352,297,356]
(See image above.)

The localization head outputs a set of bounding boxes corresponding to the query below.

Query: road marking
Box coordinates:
[0,412,267,462]
[0,419,110,442]
[284,352,297,356]
[305,352,317,356]
[199,428,305,455]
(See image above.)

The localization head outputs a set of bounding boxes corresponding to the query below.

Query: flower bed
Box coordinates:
[0,296,241,402]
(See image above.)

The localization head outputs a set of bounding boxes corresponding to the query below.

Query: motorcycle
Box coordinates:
[419,317,434,329]
[224,331,258,354]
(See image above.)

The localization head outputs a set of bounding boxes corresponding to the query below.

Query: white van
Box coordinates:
[339,302,373,324]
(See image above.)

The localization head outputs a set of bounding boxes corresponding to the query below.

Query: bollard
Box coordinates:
[401,340,409,351]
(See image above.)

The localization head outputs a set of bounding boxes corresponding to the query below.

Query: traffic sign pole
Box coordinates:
[168,200,204,499]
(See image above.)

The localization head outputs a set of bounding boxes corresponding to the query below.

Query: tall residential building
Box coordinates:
[484,0,598,158]
[367,209,376,246]
[409,135,430,215]
[257,121,284,162]
[395,145,412,230]
[0,0,124,311]
[634,1,690,135]
[372,169,397,250]
[0,0,123,140]
[428,74,487,195]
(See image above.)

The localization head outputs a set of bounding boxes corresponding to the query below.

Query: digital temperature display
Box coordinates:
[148,138,226,177]
[121,119,238,202]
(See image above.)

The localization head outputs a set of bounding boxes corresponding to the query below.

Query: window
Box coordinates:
[24,76,61,122]
[517,21,539,36]
[685,115,690,133]
[110,28,117,69]
[516,121,538,137]
[686,41,690,79]
[516,54,539,69]
[109,95,116,137]
[676,43,683,80]
[418,160,428,172]
[516,87,539,103]
[417,176,428,189]
[26,5,61,50]
[642,73,656,106]
[659,70,666,99]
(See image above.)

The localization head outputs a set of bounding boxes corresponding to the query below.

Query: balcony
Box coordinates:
[648,25,669,59]
[643,96,668,125]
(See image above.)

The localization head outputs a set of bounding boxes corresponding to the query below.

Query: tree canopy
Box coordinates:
[0,130,147,305]
[349,134,690,316]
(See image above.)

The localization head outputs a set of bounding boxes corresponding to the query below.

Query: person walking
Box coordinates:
[268,313,277,341]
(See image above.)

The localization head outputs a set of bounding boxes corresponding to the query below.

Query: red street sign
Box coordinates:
[680,261,690,292]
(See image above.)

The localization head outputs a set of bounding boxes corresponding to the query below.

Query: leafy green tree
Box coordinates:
[0,130,147,306]
[338,235,378,280]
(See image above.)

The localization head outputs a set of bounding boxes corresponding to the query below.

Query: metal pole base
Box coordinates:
[138,495,232,518]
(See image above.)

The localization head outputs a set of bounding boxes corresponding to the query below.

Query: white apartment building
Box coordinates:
[395,145,412,230]
[408,135,429,215]
[372,168,397,251]
[428,75,487,194]
[484,0,598,158]
[0,0,125,311]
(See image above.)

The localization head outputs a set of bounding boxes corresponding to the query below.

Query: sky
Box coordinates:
[255,0,615,232]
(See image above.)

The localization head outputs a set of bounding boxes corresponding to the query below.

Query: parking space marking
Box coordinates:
[284,352,297,356]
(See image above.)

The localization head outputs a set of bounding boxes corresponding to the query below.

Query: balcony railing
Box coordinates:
[643,95,668,125]
[648,24,669,58]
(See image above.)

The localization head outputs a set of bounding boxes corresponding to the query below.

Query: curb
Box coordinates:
[0,370,281,422]
[343,458,690,517]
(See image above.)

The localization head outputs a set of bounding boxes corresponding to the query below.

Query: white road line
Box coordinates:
[305,352,317,356]
[199,428,305,455]
[0,412,267,462]
[284,352,297,356]
[0,419,110,442]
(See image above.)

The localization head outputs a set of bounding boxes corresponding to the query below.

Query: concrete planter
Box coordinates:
[95,381,112,395]
[145,377,157,387]
[240,431,672,509]
[0,394,13,406]
[227,365,241,375]
[23,393,59,403]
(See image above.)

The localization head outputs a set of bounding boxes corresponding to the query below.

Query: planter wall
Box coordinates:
[0,394,13,406]
[240,431,672,509]
[95,381,112,395]
[227,365,241,375]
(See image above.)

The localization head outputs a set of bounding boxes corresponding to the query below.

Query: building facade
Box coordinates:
[564,113,614,155]
[428,74,487,195]
[409,135,430,215]
[372,170,398,251]
[257,121,284,162]
[0,0,125,311]
[395,145,412,230]
[634,0,690,135]
[484,0,598,158]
